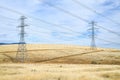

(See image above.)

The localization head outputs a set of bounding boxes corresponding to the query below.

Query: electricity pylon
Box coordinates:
[90,21,97,50]
[16,16,28,62]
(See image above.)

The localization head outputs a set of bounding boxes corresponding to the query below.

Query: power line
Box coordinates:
[72,0,120,25]
[96,25,120,36]
[0,15,19,32]
[0,5,119,38]
[26,29,77,42]
[28,22,83,34]
[0,5,24,15]
[95,37,120,44]
[0,5,119,49]
[45,2,89,23]
[28,17,84,34]
[0,14,17,21]
[0,14,84,38]
[0,14,17,25]
[0,5,84,35]
[0,14,81,34]
[44,2,120,37]
[28,23,85,34]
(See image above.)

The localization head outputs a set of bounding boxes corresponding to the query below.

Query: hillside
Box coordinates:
[0,44,120,64]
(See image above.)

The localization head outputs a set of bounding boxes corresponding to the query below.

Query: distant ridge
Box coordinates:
[0,43,20,45]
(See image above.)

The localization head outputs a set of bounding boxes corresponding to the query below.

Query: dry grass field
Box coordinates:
[0,64,120,80]
[0,44,120,80]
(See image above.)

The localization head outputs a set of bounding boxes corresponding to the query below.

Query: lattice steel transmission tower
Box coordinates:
[16,16,28,62]
[90,21,97,50]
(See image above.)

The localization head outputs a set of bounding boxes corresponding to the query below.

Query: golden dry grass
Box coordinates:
[0,64,120,80]
[0,44,120,80]
[0,44,120,64]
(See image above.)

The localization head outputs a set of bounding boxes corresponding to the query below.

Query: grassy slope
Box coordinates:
[0,44,120,80]
[0,44,120,64]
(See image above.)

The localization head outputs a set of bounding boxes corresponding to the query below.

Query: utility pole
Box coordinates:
[16,16,27,62]
[90,21,97,50]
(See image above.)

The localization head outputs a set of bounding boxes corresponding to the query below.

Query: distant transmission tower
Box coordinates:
[90,21,97,50]
[16,16,28,62]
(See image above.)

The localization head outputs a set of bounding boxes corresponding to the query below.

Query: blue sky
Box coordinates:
[0,0,120,49]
